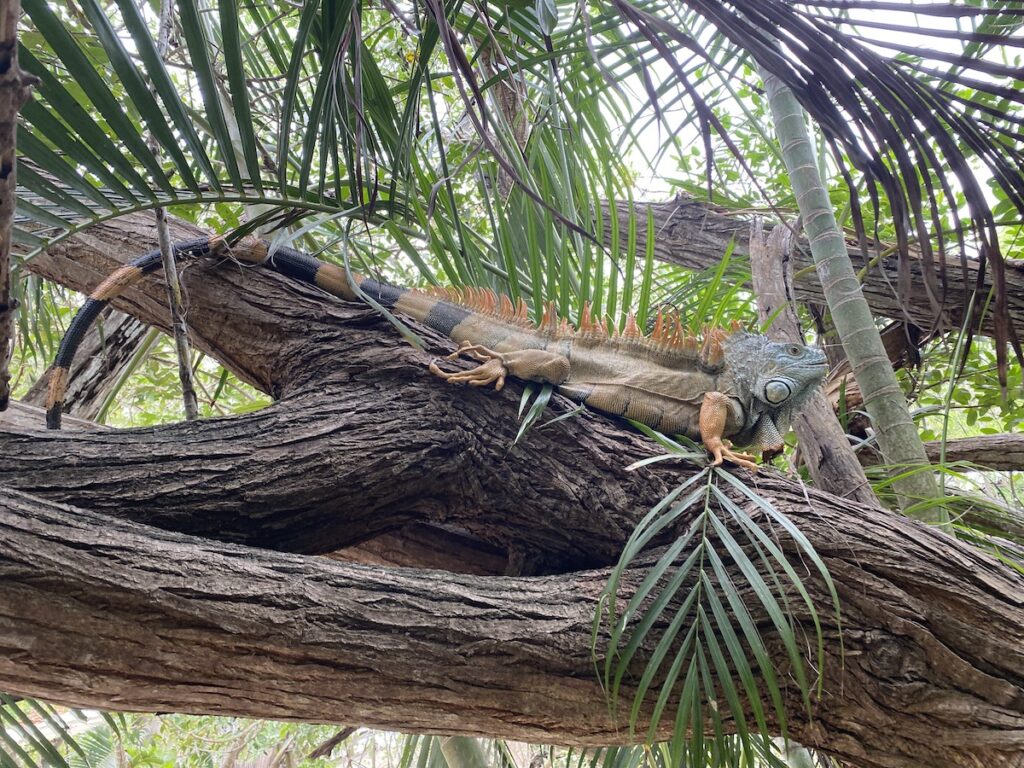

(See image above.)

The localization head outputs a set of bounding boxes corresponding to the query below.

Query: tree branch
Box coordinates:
[0,486,1021,768]
[616,198,1022,340]
[859,433,1024,473]
[5,217,1024,767]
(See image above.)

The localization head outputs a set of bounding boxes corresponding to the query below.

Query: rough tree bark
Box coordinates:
[610,198,1024,341]
[2,214,1023,768]
[2,483,1022,768]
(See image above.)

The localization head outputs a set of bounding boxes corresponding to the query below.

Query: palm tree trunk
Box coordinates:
[761,70,947,526]
[440,737,489,768]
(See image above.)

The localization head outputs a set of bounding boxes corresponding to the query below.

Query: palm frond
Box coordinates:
[0,695,114,768]
[595,463,838,767]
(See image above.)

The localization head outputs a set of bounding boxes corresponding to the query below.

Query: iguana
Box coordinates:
[45,237,827,469]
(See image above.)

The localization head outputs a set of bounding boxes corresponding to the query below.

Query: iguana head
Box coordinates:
[722,334,828,447]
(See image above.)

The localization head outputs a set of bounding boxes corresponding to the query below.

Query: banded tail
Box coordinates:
[44,237,539,428]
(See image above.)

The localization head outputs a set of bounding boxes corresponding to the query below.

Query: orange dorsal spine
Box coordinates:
[415,284,740,352]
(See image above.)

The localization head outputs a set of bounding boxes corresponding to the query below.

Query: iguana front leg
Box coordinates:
[430,342,570,392]
[699,391,760,471]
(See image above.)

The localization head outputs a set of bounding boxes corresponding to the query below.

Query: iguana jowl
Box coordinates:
[46,238,827,469]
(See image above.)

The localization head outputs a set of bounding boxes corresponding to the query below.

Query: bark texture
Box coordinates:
[3,216,1023,768]
[1,486,1022,768]
[613,198,1022,341]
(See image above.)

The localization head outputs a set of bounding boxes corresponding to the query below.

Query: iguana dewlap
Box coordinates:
[46,238,828,470]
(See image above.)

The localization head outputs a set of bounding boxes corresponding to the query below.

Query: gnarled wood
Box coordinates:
[0,483,1021,768]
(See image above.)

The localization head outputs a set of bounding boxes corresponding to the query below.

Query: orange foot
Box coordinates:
[708,439,760,472]
[429,342,508,390]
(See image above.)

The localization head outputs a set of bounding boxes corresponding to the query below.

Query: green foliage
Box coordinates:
[594,456,838,768]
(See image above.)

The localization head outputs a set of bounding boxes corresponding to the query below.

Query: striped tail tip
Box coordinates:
[45,366,69,430]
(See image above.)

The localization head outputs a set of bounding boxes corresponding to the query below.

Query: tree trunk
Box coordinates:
[4,216,1023,768]
[762,70,943,523]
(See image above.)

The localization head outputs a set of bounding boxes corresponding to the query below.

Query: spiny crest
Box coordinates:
[426,285,748,353]
[425,284,533,328]
[575,303,747,366]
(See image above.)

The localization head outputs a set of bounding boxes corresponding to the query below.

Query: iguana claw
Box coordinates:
[429,343,509,391]
[709,440,760,472]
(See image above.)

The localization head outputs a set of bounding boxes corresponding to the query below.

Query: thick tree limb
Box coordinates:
[618,198,1023,339]
[859,433,1024,473]
[0,485,1021,768]
[11,214,679,566]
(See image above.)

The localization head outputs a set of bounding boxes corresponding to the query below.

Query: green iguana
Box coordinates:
[46,237,828,469]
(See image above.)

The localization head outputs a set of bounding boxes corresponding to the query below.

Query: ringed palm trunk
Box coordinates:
[761,70,947,526]
[440,737,489,768]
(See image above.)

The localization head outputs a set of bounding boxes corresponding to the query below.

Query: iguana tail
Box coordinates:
[47,237,211,428]
[45,237,532,428]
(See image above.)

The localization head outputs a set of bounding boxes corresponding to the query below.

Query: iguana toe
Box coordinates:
[711,445,760,472]
[429,357,508,391]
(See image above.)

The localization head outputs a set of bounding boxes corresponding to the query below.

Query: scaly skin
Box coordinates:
[45,238,828,471]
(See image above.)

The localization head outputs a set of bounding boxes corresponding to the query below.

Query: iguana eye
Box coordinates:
[786,344,801,356]
[764,380,792,404]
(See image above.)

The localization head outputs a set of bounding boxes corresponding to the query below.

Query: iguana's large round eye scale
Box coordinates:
[764,379,792,404]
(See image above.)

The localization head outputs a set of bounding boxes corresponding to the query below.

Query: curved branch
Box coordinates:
[24,213,327,397]
[858,433,1024,472]
[0,487,1021,768]
[6,217,1024,768]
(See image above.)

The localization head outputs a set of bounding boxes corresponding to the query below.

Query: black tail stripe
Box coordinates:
[271,246,321,284]
[54,298,108,369]
[423,302,471,336]
[133,239,213,274]
[138,249,163,272]
[359,279,405,309]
